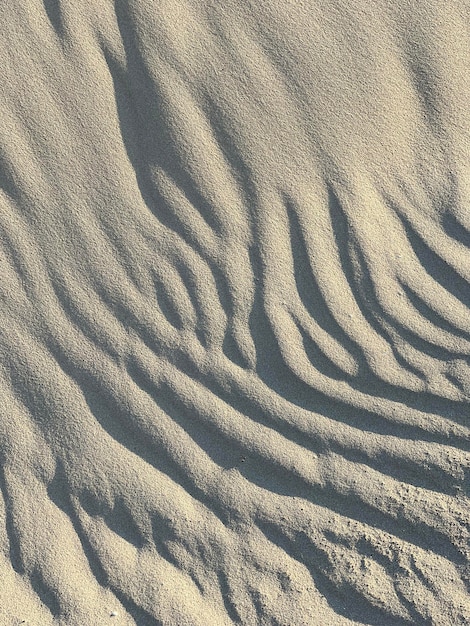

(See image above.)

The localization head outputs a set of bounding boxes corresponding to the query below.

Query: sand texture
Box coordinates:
[1,1,469,624]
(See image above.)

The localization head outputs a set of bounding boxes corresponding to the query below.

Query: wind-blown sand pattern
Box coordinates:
[1,1,469,624]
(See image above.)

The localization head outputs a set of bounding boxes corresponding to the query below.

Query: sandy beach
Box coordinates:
[0,0,469,624]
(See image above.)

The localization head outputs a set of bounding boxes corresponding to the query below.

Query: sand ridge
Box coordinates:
[0,0,469,624]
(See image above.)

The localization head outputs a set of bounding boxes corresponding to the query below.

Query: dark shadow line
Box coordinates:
[238,454,464,565]
[47,460,113,589]
[351,535,438,625]
[399,213,470,309]
[445,372,467,395]
[48,343,233,534]
[131,351,468,503]
[38,333,466,571]
[222,331,251,369]
[126,362,255,472]
[216,571,243,625]
[442,211,470,249]
[201,94,256,220]
[399,281,470,342]
[104,7,222,238]
[42,0,64,38]
[0,463,24,575]
[44,261,470,473]
[385,306,467,362]
[328,443,464,497]
[29,570,61,617]
[284,191,364,368]
[46,271,124,362]
[103,497,146,550]
[332,210,470,431]
[126,351,466,563]
[98,44,199,245]
[170,255,229,349]
[140,348,327,458]
[405,47,441,133]
[0,153,21,203]
[246,237,469,449]
[47,460,162,626]
[150,514,207,597]
[201,94,264,370]
[96,45,235,351]
[257,521,415,626]
[297,321,353,382]
[152,275,184,331]
[327,185,428,384]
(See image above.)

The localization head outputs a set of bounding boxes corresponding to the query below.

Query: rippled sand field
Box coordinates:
[1,1,469,624]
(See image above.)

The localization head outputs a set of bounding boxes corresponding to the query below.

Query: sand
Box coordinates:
[0,0,469,624]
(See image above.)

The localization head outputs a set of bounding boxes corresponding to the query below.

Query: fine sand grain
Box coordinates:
[1,1,469,624]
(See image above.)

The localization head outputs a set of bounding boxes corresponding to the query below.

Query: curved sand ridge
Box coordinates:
[0,1,469,624]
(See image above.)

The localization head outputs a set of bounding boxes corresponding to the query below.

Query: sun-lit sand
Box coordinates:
[0,1,469,624]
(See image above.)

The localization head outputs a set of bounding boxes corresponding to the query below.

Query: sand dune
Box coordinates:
[1,0,469,624]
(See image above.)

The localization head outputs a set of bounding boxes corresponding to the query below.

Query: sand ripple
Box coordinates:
[0,1,469,624]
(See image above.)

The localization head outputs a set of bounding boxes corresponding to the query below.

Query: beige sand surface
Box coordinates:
[1,0,469,624]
